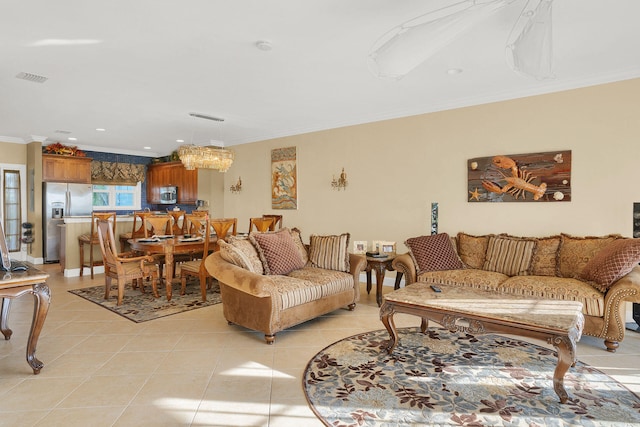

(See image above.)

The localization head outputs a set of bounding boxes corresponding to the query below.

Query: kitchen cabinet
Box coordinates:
[42,154,92,183]
[146,161,198,204]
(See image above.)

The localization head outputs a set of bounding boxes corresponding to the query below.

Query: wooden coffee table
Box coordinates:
[379,283,584,403]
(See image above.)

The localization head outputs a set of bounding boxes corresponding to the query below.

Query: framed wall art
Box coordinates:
[271,146,298,209]
[468,150,571,203]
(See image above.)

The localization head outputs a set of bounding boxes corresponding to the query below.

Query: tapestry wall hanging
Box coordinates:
[271,146,298,209]
[468,150,571,202]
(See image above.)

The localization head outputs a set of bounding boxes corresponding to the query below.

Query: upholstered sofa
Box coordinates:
[204,228,367,344]
[391,232,640,352]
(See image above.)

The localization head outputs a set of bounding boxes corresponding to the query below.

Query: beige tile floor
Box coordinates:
[1,264,640,426]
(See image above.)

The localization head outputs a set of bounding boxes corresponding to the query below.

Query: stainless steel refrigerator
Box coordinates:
[43,182,93,263]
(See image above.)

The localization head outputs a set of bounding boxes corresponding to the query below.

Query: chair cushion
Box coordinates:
[483,235,536,276]
[405,233,463,275]
[308,233,350,272]
[250,228,306,275]
[581,238,640,292]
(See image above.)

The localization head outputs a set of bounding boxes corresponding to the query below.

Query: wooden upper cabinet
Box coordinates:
[42,154,92,183]
[146,161,198,204]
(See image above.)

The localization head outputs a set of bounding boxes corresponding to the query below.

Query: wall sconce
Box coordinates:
[230,176,242,194]
[331,168,348,191]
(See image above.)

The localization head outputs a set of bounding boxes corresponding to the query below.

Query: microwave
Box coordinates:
[159,186,177,204]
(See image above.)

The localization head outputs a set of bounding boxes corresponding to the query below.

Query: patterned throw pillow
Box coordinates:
[309,233,350,272]
[290,227,309,265]
[483,235,536,276]
[581,238,640,292]
[529,235,561,276]
[250,229,306,275]
[405,233,463,275]
[557,234,621,278]
[457,232,491,269]
[218,237,264,274]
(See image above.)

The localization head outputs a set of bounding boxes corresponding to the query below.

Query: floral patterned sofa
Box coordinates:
[204,228,366,344]
[391,232,640,352]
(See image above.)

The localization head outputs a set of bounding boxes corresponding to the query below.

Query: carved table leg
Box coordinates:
[365,267,372,294]
[1,298,12,340]
[373,264,387,307]
[165,246,174,301]
[26,283,51,374]
[550,335,576,404]
[379,302,398,354]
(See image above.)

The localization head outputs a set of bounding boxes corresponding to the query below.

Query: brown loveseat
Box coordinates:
[204,228,367,344]
[392,232,640,352]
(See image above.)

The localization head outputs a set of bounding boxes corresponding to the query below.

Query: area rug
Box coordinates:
[69,281,222,322]
[303,327,640,426]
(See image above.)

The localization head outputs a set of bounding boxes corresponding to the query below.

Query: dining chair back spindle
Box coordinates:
[249,217,274,233]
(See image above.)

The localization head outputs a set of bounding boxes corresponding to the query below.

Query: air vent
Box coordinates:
[54,130,72,134]
[189,112,225,122]
[15,72,48,83]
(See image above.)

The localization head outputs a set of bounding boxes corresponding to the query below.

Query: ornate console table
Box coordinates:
[380,283,584,404]
[0,265,50,374]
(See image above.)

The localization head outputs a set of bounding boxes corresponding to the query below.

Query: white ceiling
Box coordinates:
[2,0,639,157]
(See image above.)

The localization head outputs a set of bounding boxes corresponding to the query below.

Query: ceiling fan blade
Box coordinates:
[367,0,514,80]
[506,0,555,80]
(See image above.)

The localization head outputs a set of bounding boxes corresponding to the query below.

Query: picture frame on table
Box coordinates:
[352,240,367,254]
[379,241,396,255]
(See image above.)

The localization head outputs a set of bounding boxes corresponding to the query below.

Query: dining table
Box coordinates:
[128,235,217,301]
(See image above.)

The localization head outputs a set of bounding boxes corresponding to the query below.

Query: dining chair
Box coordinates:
[78,212,117,279]
[179,216,213,301]
[96,219,159,306]
[166,210,186,235]
[119,211,153,252]
[248,217,274,233]
[211,217,237,252]
[262,214,283,231]
[144,215,172,237]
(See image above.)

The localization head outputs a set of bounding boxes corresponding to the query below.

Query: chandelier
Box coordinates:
[177,144,234,172]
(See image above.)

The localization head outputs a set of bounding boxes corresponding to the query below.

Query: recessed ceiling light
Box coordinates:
[143,146,151,150]
[176,139,184,143]
[96,128,106,132]
[68,137,77,141]
[447,68,463,75]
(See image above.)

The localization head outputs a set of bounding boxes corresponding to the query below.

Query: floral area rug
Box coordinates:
[303,327,640,426]
[69,280,221,322]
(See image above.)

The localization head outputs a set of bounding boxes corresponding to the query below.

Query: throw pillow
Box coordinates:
[249,228,306,275]
[529,235,561,276]
[557,233,621,278]
[290,227,309,265]
[581,238,640,292]
[218,238,264,275]
[483,235,537,276]
[405,233,463,275]
[309,233,350,272]
[457,232,491,269]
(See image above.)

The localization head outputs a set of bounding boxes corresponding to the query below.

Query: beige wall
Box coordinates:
[219,78,640,253]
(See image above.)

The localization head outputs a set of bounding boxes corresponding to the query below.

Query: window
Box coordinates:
[93,183,141,211]
[3,170,21,252]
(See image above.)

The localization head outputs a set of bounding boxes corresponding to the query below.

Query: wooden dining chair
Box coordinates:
[211,218,237,251]
[262,214,283,231]
[96,219,159,306]
[144,215,172,237]
[166,210,186,235]
[179,216,213,301]
[119,211,153,252]
[78,212,117,279]
[249,217,274,233]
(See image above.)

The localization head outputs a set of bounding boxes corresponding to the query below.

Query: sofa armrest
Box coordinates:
[392,253,417,285]
[606,265,640,304]
[204,252,272,298]
[349,253,367,278]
